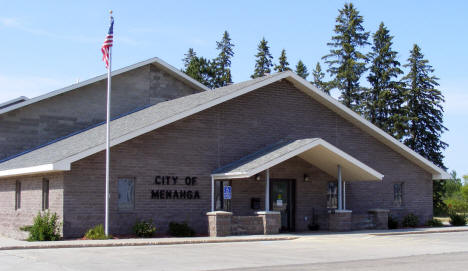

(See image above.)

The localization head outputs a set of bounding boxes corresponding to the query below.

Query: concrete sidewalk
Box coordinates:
[1,226,468,251]
[0,234,298,250]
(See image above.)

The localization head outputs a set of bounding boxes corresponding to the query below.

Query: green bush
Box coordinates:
[23,211,61,241]
[133,220,156,238]
[449,213,467,226]
[84,224,112,240]
[168,222,195,237]
[388,215,399,229]
[426,218,443,227]
[402,213,419,227]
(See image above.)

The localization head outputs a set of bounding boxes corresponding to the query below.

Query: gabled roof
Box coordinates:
[0,71,450,180]
[212,138,384,181]
[0,57,210,115]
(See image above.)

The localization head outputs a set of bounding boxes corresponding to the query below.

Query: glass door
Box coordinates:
[270,179,295,231]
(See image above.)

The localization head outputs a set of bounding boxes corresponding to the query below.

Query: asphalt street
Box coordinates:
[1,231,468,271]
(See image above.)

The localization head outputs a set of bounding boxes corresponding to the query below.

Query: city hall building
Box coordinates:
[0,58,449,239]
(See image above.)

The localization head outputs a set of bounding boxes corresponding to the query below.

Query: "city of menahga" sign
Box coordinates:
[151,175,200,200]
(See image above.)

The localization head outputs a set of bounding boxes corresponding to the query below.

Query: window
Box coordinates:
[15,181,21,210]
[327,182,338,209]
[118,178,135,211]
[394,183,403,207]
[42,179,49,210]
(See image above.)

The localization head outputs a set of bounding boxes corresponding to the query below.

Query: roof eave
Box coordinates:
[0,162,70,178]
[283,73,450,181]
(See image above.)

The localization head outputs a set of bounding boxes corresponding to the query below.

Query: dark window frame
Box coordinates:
[15,181,21,210]
[393,182,404,207]
[42,179,49,210]
[117,177,136,212]
[327,181,338,209]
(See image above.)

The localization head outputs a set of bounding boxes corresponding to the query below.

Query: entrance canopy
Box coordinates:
[212,138,384,182]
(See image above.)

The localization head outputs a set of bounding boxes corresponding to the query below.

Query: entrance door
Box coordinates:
[270,179,295,232]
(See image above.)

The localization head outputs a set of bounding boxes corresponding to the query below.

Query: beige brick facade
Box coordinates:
[0,79,433,238]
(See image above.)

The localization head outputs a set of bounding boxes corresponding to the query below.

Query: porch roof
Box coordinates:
[211,138,384,182]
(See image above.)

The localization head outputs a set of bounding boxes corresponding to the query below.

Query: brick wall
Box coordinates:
[2,79,433,237]
[56,79,433,237]
[0,64,200,160]
[0,173,63,239]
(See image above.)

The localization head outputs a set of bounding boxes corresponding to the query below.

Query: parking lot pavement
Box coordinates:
[1,231,468,271]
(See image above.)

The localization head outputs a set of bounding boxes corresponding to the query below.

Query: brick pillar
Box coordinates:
[256,211,281,234]
[328,210,352,231]
[206,211,232,237]
[368,209,389,230]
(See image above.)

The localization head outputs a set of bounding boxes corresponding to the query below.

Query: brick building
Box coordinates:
[0,58,449,239]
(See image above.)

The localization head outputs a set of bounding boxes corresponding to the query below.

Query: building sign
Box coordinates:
[151,175,200,200]
[223,186,232,200]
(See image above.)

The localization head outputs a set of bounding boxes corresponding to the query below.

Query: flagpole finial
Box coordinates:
[109,10,113,15]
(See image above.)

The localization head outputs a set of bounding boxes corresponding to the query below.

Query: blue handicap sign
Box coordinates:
[223,186,232,200]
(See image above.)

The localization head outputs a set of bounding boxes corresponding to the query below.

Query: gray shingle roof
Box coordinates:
[0,72,287,171]
[212,138,320,176]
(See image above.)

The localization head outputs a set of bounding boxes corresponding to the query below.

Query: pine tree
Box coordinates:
[311,62,331,94]
[182,48,197,70]
[402,44,448,169]
[295,60,309,79]
[322,3,370,112]
[366,22,407,139]
[274,49,291,72]
[251,37,274,78]
[184,56,215,89]
[213,31,235,88]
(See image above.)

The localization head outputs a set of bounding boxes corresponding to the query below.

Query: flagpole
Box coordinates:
[105,10,113,237]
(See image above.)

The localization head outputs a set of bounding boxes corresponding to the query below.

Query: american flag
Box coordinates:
[101,16,114,69]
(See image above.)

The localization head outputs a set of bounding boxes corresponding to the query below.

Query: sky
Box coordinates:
[0,0,467,177]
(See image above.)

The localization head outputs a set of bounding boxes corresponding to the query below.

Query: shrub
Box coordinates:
[84,224,112,240]
[168,222,195,237]
[133,220,156,238]
[426,218,443,227]
[23,211,61,241]
[402,213,419,228]
[388,215,399,229]
[449,213,467,226]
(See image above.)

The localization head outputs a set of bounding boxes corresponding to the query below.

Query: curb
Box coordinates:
[0,236,298,251]
[372,228,468,236]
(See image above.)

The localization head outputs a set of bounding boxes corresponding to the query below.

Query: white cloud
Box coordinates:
[0,74,73,103]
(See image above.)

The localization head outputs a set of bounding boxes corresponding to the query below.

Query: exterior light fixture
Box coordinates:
[255,174,261,181]
[304,174,310,182]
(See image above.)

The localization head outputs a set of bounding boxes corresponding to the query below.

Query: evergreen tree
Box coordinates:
[251,37,274,78]
[213,31,235,88]
[182,48,197,70]
[402,44,448,169]
[274,49,291,72]
[295,60,309,79]
[322,3,370,112]
[184,56,215,88]
[311,62,331,94]
[366,22,407,139]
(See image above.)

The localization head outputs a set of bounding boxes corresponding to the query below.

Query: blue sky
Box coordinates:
[0,0,467,177]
